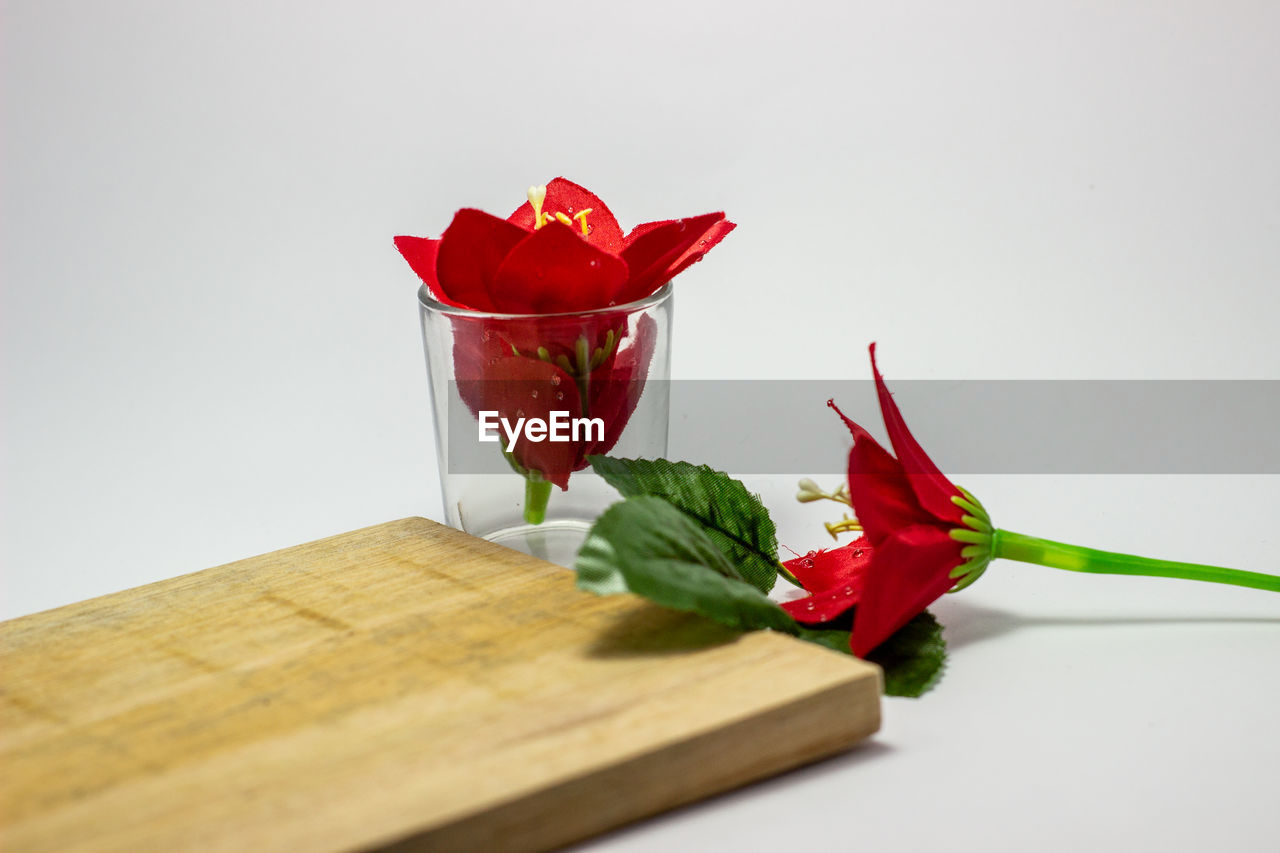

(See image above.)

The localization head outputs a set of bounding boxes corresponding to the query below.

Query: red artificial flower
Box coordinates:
[784,344,993,657]
[397,179,734,495]
[394,177,734,314]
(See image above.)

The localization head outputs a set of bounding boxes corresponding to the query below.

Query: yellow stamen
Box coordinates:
[554,211,573,228]
[824,515,863,540]
[573,208,593,237]
[542,212,556,227]
[528,185,547,230]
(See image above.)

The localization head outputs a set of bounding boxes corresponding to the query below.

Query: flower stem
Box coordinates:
[777,561,804,588]
[524,477,552,525]
[992,529,1280,593]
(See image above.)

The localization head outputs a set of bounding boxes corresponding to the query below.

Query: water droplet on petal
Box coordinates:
[516,409,525,418]
[530,390,538,399]
[803,558,815,568]
[805,602,816,611]
[843,586,853,595]
[549,374,561,386]
[589,259,599,268]
[487,357,499,366]
[555,391,564,400]
[853,549,864,557]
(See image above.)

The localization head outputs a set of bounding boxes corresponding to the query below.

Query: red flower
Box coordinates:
[398,179,733,500]
[784,344,993,657]
[394,177,734,314]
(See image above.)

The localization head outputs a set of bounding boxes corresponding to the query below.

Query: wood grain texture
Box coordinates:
[0,517,881,852]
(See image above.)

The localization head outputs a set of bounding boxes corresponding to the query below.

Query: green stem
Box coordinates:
[777,560,804,589]
[524,477,552,525]
[993,529,1280,593]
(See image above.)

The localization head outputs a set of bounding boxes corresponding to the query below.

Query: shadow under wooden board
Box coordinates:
[0,517,882,852]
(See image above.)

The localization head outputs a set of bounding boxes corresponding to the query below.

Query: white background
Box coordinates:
[3,2,1278,851]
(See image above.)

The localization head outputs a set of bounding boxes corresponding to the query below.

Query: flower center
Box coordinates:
[527,185,593,236]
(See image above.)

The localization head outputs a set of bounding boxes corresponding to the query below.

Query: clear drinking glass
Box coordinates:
[418,283,672,565]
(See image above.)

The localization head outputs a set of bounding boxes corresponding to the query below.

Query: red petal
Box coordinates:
[829,400,936,544]
[580,312,658,456]
[826,398,867,441]
[781,582,861,624]
[435,209,530,312]
[661,219,736,280]
[847,437,938,545]
[455,355,583,490]
[489,221,629,314]
[394,235,457,303]
[868,344,966,526]
[508,177,625,255]
[623,220,668,247]
[782,536,873,591]
[616,212,729,304]
[850,524,965,657]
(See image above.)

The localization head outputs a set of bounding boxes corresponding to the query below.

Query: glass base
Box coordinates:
[483,519,592,568]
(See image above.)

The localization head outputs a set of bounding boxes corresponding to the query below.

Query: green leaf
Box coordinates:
[793,626,855,654]
[589,456,781,593]
[866,611,947,698]
[575,496,796,634]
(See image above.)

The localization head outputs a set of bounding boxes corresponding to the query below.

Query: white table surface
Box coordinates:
[4,3,1278,851]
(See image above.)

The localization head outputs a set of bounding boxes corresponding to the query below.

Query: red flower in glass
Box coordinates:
[395,179,733,493]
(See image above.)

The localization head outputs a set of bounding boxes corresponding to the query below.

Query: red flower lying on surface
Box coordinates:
[398,179,734,521]
[785,344,994,657]
[395,177,734,314]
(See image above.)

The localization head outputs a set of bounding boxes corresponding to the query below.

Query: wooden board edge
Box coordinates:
[374,664,882,852]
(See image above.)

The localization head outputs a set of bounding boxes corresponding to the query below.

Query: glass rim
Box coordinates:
[417,281,672,319]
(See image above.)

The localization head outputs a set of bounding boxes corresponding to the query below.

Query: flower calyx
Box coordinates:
[946,486,994,592]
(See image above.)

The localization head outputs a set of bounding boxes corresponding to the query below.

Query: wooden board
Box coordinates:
[0,517,881,852]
